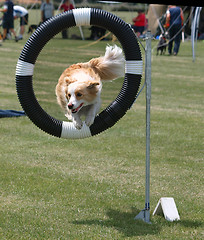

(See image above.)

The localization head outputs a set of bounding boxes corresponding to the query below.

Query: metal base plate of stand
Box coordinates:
[135,31,152,224]
[135,208,151,224]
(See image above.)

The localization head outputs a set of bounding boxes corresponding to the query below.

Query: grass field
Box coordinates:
[0,12,204,240]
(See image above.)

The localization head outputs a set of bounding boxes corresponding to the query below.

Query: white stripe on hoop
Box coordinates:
[73,8,91,26]
[61,121,92,139]
[16,60,34,76]
[125,60,143,75]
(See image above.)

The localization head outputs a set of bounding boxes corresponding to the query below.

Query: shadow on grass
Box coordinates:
[73,207,161,237]
[175,219,203,228]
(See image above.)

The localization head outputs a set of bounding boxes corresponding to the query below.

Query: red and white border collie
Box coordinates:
[56,45,125,129]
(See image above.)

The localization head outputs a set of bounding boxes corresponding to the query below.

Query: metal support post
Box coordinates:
[135,30,152,224]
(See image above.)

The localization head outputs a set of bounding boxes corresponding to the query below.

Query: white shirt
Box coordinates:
[13,5,28,18]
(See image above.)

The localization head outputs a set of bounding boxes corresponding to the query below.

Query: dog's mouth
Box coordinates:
[71,103,84,114]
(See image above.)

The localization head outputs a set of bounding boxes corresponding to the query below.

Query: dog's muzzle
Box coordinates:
[68,103,74,109]
[69,103,84,113]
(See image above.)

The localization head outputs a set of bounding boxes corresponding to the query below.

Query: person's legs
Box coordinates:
[3,28,7,39]
[9,28,18,41]
[168,40,173,55]
[138,26,145,35]
[173,25,182,55]
[131,26,143,37]
[19,15,28,40]
[2,19,8,39]
[168,28,174,55]
[5,18,18,41]
[20,25,25,35]
[18,25,25,40]
[131,25,138,32]
[62,29,68,39]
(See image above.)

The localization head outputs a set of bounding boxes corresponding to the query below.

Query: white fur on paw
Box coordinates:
[85,115,95,127]
[65,113,72,121]
[73,120,83,130]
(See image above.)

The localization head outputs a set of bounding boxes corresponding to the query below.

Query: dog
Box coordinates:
[27,23,40,33]
[157,34,167,55]
[56,45,125,129]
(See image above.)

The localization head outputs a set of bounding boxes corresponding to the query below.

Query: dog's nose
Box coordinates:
[68,103,74,109]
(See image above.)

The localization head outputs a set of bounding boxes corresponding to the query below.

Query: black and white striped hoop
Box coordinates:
[16,8,143,139]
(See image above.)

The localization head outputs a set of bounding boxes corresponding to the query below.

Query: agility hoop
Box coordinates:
[16,8,143,139]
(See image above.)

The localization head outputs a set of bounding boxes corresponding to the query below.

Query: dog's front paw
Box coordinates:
[65,113,72,121]
[73,119,83,130]
[85,115,95,127]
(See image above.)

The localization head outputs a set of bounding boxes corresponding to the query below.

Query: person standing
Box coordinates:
[165,5,184,56]
[13,5,28,40]
[0,0,18,41]
[40,0,54,23]
[59,0,74,39]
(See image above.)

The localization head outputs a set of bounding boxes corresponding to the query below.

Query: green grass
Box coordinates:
[0,19,204,239]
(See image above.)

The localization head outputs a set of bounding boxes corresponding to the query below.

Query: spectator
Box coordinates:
[0,0,18,41]
[13,5,28,40]
[59,0,74,39]
[165,5,184,56]
[41,0,54,23]
[132,10,147,36]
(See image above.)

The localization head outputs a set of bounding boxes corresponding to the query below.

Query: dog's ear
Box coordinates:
[87,82,100,89]
[63,64,83,85]
[58,64,82,85]
[64,76,76,85]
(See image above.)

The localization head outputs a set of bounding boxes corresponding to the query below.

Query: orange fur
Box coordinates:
[55,45,125,129]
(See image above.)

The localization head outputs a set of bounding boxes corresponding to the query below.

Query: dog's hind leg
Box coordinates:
[164,47,166,55]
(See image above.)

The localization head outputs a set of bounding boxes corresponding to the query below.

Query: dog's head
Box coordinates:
[65,78,100,114]
[158,34,167,47]
[56,65,101,114]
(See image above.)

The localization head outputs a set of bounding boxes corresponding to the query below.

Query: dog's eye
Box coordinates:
[67,93,71,98]
[76,92,82,97]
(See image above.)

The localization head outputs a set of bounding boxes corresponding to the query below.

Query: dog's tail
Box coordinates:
[88,45,125,81]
